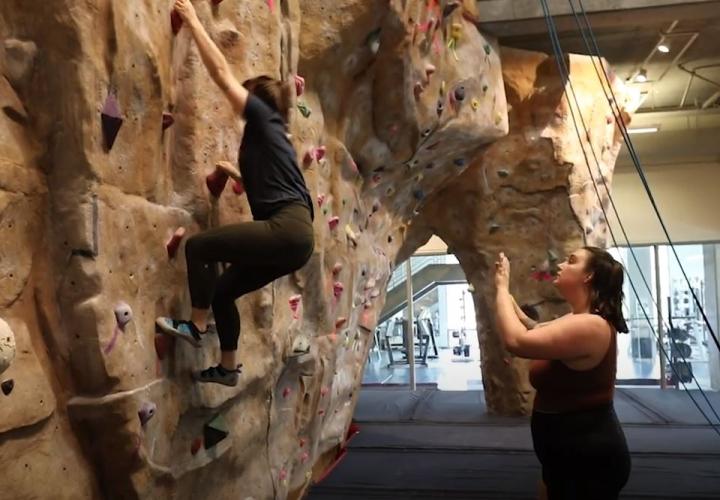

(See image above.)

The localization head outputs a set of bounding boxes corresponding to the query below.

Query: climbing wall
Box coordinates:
[0,0,510,498]
[401,47,638,416]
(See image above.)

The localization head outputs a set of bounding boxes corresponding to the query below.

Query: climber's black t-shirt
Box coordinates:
[238,95,314,221]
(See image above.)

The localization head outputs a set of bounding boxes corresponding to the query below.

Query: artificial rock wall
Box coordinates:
[0,0,632,498]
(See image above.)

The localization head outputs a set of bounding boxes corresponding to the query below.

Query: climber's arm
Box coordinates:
[174,0,248,115]
[511,295,538,330]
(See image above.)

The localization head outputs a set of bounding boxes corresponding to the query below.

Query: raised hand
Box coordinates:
[495,252,510,291]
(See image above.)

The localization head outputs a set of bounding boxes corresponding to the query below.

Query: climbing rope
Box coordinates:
[538,0,720,436]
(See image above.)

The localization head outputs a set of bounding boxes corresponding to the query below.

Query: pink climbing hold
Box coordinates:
[328,216,340,230]
[318,409,325,416]
[267,0,275,13]
[289,294,302,320]
[114,302,133,329]
[294,74,305,97]
[530,270,554,282]
[317,193,326,207]
[206,169,229,198]
[300,451,310,463]
[162,112,174,131]
[333,282,344,299]
[166,227,186,259]
[171,10,183,35]
[232,179,245,195]
[138,401,157,426]
[279,468,287,481]
[320,387,329,397]
[282,387,292,399]
[315,146,326,161]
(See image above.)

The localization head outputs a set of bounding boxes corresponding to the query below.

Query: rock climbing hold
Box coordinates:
[138,401,157,426]
[190,437,203,455]
[203,414,229,450]
[101,93,123,151]
[425,63,436,80]
[206,168,229,198]
[232,179,245,195]
[484,44,491,55]
[471,98,480,111]
[345,225,358,245]
[371,201,380,213]
[171,10,183,35]
[489,222,501,234]
[282,387,292,399]
[212,0,225,5]
[317,194,326,207]
[267,0,275,13]
[453,158,466,167]
[335,317,347,329]
[322,207,329,215]
[413,188,424,201]
[162,112,174,131]
[482,84,489,93]
[289,295,302,319]
[365,27,382,55]
[372,173,382,184]
[495,112,503,125]
[370,289,380,299]
[154,334,173,360]
[436,99,444,116]
[422,128,431,138]
[454,85,466,102]
[440,80,446,96]
[299,437,307,447]
[114,302,133,329]
[294,74,305,97]
[333,282,344,299]
[387,235,393,243]
[320,387,329,397]
[1,379,14,396]
[0,319,16,376]
[166,227,186,259]
[451,23,462,40]
[497,169,510,178]
[328,216,340,231]
[303,150,314,166]
[414,82,424,100]
[297,101,311,118]
[318,409,325,416]
[300,451,310,463]
[332,263,343,275]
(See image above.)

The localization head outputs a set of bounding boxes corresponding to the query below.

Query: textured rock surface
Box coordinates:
[0,0,633,495]
[401,47,636,415]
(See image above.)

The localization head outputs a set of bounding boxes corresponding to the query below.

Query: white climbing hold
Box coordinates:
[114,302,133,329]
[0,318,16,376]
[292,335,310,354]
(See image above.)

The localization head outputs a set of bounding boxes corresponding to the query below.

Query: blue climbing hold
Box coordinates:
[413,188,424,201]
[453,158,466,167]
[454,86,466,102]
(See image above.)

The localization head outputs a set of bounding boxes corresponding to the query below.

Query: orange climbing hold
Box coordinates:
[166,227,186,259]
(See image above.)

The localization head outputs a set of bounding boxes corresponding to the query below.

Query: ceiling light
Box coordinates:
[628,126,659,135]
[634,69,648,83]
[657,43,670,53]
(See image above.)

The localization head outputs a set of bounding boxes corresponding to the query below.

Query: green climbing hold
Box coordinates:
[484,44,491,55]
[297,102,311,118]
[203,414,229,450]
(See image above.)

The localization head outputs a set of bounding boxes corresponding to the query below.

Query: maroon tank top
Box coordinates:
[529,328,617,413]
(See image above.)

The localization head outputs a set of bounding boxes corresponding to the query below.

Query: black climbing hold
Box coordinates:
[453,158,466,167]
[101,93,123,151]
[171,10,183,35]
[372,201,380,213]
[482,84,489,93]
[425,162,435,169]
[422,128,431,138]
[436,99,444,116]
[484,44,491,55]
[203,414,229,449]
[454,86,466,102]
[413,188,424,201]
[585,227,593,235]
[1,379,14,395]
[387,235,393,243]
[489,222,501,234]
[498,169,509,178]
[162,112,174,131]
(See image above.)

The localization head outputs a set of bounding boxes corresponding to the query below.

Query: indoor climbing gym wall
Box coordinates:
[0,0,634,498]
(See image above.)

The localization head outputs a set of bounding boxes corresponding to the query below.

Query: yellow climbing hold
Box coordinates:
[440,80,446,96]
[451,23,462,40]
[471,98,480,111]
[495,112,503,125]
[345,224,358,243]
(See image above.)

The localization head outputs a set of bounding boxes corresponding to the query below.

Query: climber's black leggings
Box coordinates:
[185,202,313,351]
[531,404,631,500]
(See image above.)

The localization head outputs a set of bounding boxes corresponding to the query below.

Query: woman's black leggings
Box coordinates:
[185,202,313,351]
[531,404,631,500]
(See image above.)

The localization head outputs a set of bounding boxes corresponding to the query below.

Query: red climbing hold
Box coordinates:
[231,179,245,195]
[294,74,305,97]
[289,294,302,319]
[191,437,203,455]
[101,93,123,151]
[335,317,347,329]
[318,409,325,416]
[282,387,292,399]
[328,216,340,231]
[299,437,307,447]
[171,10,183,35]
[315,146,326,161]
[317,193,326,207]
[267,0,275,13]
[166,227,186,259]
[154,334,174,360]
[162,112,174,131]
[206,169,229,198]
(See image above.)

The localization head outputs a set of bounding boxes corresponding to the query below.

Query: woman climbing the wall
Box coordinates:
[156,0,314,387]
[494,248,631,500]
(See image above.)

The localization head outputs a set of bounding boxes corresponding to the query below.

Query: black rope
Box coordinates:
[537,0,720,435]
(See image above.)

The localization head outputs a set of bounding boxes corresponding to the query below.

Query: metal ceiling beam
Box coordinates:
[478,0,720,38]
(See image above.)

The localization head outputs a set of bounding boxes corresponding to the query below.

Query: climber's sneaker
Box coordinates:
[155,317,203,348]
[192,364,242,387]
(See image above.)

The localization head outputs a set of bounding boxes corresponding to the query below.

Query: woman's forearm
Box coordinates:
[496,289,528,351]
[511,296,537,329]
[187,17,233,88]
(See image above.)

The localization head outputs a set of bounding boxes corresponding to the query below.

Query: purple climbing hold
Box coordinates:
[101,93,123,151]
[138,401,157,426]
[114,302,133,329]
[453,158,466,167]
[454,86,466,102]
[1,379,13,396]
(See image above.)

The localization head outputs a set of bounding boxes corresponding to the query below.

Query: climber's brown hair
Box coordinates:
[583,246,628,333]
[243,75,292,124]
